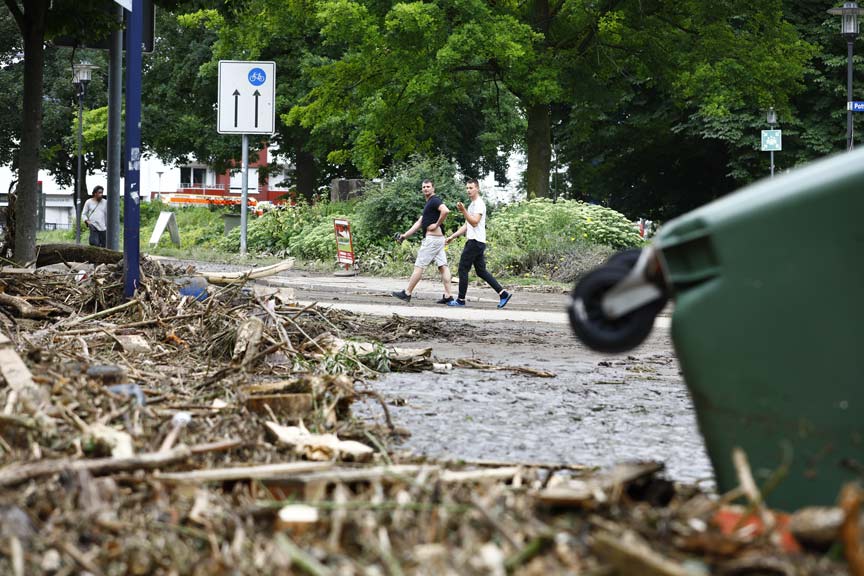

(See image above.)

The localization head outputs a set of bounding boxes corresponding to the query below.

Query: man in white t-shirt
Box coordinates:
[444,179,512,308]
[82,185,107,247]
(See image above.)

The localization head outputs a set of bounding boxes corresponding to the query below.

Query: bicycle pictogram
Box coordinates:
[248,68,266,86]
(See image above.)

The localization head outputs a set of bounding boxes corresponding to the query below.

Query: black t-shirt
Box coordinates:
[421,195,443,231]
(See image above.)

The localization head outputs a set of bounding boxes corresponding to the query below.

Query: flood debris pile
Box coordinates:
[0,258,859,575]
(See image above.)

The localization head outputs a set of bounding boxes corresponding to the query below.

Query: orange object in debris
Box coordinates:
[712,506,801,553]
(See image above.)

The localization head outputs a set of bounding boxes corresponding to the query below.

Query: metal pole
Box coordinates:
[107,4,123,250]
[770,150,774,178]
[240,133,248,255]
[75,87,84,244]
[124,0,143,298]
[849,40,855,151]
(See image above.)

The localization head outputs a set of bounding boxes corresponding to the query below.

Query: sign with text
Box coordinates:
[217,61,276,134]
[334,219,355,265]
[761,129,782,152]
[848,101,864,112]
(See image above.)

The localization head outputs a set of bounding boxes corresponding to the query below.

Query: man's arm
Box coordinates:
[457,202,481,227]
[400,216,423,240]
[427,204,449,232]
[446,224,467,244]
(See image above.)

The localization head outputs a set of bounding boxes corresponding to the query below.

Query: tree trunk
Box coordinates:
[295,143,318,203]
[13,2,49,264]
[525,103,551,199]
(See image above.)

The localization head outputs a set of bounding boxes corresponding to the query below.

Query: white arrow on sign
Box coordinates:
[217,61,276,134]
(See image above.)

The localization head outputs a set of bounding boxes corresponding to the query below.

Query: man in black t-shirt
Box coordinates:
[391,179,454,303]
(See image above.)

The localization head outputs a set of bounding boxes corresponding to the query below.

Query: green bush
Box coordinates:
[352,155,468,251]
[488,198,641,251]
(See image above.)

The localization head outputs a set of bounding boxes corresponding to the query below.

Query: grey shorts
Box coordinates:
[414,235,447,268]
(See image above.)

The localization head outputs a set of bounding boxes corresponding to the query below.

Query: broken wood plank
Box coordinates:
[535,461,664,507]
[244,394,313,418]
[154,461,333,484]
[593,530,692,576]
[0,332,49,413]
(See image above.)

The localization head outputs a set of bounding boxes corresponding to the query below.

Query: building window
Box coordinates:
[180,166,208,188]
[229,168,259,194]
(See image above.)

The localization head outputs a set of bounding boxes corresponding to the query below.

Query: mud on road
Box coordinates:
[356,318,715,488]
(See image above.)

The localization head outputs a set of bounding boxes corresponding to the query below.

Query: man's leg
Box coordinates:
[88,227,99,247]
[438,264,452,298]
[456,244,476,301]
[97,230,107,248]
[405,266,425,295]
[473,245,503,294]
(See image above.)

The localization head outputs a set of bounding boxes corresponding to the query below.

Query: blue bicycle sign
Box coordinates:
[248,68,266,86]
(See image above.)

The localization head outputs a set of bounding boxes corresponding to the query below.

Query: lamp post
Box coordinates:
[767,107,777,178]
[72,61,98,244]
[828,2,863,151]
[156,170,164,202]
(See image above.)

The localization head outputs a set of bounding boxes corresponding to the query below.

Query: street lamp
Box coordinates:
[828,2,863,151]
[767,107,777,178]
[156,170,164,202]
[72,60,98,244]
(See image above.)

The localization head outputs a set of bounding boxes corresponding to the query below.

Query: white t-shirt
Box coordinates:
[82,198,107,232]
[466,197,487,243]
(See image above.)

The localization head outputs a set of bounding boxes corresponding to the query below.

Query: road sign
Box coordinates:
[217,61,276,134]
[848,101,864,112]
[761,129,782,152]
[113,0,132,10]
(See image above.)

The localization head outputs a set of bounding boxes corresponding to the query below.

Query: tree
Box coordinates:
[2,0,119,262]
[286,0,812,202]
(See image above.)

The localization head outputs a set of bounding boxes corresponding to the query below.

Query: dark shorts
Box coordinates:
[89,228,107,248]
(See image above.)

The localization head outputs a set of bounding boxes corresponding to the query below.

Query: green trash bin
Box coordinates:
[569,150,864,510]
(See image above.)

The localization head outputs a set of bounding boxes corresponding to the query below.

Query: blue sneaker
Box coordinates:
[447,299,466,307]
[497,292,512,309]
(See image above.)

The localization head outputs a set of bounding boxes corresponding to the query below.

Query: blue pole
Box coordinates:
[124,0,143,298]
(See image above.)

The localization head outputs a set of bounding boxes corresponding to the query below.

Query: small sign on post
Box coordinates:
[761,130,782,152]
[334,219,356,276]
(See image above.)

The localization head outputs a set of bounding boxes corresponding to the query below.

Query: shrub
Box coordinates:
[353,155,467,250]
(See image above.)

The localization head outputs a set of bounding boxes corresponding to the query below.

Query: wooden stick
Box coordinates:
[154,461,333,483]
[732,447,775,534]
[63,299,140,327]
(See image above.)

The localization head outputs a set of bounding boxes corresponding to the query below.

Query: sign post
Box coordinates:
[333,219,356,276]
[123,0,142,298]
[217,61,276,255]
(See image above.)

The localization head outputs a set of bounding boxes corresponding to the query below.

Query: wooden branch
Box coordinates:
[35,243,122,268]
[0,446,193,488]
[0,293,51,318]
[198,258,295,286]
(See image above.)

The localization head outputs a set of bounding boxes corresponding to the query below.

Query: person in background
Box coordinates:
[82,185,107,248]
[390,179,454,303]
[445,178,512,308]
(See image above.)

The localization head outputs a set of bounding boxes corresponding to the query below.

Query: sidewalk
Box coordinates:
[154,257,670,327]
